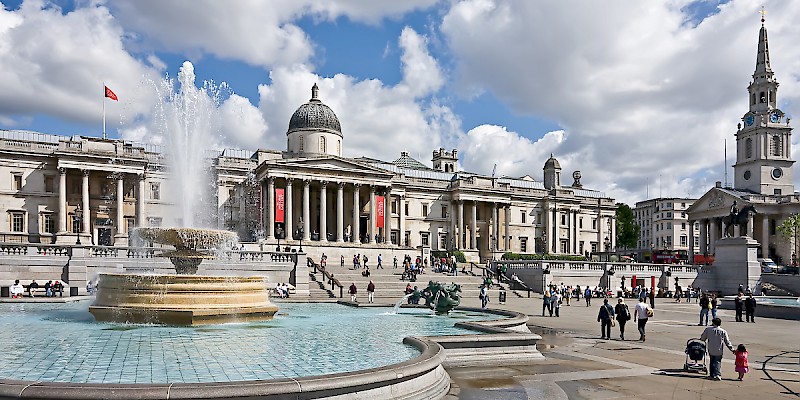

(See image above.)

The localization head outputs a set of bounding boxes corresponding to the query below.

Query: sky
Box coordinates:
[1,0,800,206]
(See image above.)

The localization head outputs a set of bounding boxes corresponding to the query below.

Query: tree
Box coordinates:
[615,203,639,251]
[776,214,800,265]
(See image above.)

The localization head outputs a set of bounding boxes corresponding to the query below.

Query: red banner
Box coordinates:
[651,275,656,290]
[376,196,385,228]
[275,188,285,223]
[631,275,637,289]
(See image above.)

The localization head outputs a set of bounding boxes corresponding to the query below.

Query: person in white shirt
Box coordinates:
[633,297,652,342]
[9,279,24,298]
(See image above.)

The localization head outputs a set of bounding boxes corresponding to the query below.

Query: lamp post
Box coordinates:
[74,205,83,245]
[276,225,283,251]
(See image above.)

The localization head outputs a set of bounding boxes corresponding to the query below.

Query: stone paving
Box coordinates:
[445,291,800,399]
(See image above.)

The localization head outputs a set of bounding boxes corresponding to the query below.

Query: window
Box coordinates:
[438,233,446,249]
[299,136,304,152]
[520,237,527,252]
[391,199,397,214]
[420,232,430,246]
[149,217,163,227]
[591,242,598,252]
[404,231,411,247]
[681,222,686,230]
[12,174,22,191]
[772,135,782,156]
[680,235,688,246]
[44,176,55,193]
[745,138,753,158]
[760,91,766,103]
[41,213,55,234]
[421,204,428,217]
[681,212,686,218]
[774,189,782,195]
[667,212,672,218]
[536,213,541,224]
[125,217,136,232]
[319,136,326,153]
[441,206,448,219]
[561,213,566,225]
[151,183,160,200]
[592,219,597,229]
[521,210,526,224]
[579,241,585,253]
[404,202,409,216]
[579,218,583,228]
[10,211,24,232]
[390,230,398,245]
[681,202,686,208]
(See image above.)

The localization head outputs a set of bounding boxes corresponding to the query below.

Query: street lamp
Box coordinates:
[276,225,283,251]
[74,205,83,245]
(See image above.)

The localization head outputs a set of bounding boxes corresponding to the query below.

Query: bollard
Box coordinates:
[499,290,507,304]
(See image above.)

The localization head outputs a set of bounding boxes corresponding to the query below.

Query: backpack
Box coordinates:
[621,304,630,321]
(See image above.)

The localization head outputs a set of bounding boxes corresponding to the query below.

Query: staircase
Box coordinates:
[307,259,505,303]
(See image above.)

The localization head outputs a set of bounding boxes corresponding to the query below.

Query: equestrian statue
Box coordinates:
[721,201,757,238]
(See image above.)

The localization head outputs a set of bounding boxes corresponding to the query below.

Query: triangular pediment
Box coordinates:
[263,156,395,178]
[687,187,750,218]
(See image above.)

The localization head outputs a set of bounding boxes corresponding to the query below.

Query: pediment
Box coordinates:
[687,188,750,216]
[264,156,394,178]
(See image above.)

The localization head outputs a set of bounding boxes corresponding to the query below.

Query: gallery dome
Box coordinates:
[287,84,342,137]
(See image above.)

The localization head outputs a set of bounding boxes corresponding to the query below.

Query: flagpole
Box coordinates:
[103,83,107,140]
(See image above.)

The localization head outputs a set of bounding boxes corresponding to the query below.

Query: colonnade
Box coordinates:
[690,213,766,258]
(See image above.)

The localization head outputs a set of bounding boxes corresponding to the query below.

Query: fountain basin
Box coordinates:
[88,273,278,325]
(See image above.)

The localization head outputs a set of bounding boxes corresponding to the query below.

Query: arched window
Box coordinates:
[772,135,782,156]
[760,92,766,103]
[770,90,775,103]
[299,135,304,152]
[751,93,756,105]
[745,138,753,158]
[320,136,326,153]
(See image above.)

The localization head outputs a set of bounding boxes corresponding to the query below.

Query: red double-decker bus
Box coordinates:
[651,250,689,264]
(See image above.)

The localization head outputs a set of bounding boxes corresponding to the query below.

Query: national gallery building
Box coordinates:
[0,85,616,262]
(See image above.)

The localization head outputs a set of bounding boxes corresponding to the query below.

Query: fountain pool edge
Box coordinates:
[0,307,539,400]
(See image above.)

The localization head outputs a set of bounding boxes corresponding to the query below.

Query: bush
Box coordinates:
[500,252,587,262]
[430,250,467,263]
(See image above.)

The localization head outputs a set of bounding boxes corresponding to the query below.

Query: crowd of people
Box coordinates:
[9,279,64,298]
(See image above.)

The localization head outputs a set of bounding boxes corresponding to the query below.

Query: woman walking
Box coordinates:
[614,298,631,340]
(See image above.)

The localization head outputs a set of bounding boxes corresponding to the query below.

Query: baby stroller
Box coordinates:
[683,338,707,373]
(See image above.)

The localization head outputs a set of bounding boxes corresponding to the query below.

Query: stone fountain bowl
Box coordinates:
[134,227,239,250]
[134,227,239,274]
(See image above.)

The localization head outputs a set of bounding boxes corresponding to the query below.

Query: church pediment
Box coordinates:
[687,188,750,217]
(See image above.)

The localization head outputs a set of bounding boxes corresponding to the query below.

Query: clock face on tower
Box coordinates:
[770,112,781,123]
[745,115,755,126]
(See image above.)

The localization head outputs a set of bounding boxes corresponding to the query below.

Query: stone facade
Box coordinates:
[634,197,700,261]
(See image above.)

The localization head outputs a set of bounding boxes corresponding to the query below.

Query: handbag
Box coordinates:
[646,308,654,318]
[611,319,616,327]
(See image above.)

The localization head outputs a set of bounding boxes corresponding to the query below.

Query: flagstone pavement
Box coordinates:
[444,293,800,399]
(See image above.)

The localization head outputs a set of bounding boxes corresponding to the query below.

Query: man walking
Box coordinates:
[367,281,375,303]
[633,297,652,342]
[615,298,631,340]
[734,291,744,322]
[699,292,710,326]
[597,299,615,340]
[584,287,592,307]
[700,318,735,380]
[377,254,383,269]
[348,282,358,302]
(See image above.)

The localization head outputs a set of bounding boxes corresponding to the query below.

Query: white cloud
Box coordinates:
[439,0,800,204]
[0,1,159,129]
[220,94,268,149]
[459,125,564,178]
[257,26,456,162]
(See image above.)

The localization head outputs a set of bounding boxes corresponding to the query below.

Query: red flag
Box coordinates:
[104,86,118,101]
[376,196,385,228]
[275,188,285,223]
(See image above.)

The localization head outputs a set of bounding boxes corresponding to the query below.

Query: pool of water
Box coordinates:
[0,302,494,384]
[758,297,800,307]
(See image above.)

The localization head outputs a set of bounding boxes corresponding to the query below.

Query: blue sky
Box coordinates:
[1,0,798,205]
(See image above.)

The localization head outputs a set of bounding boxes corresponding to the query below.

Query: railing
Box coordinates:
[308,257,342,298]
[494,259,700,276]
[0,244,28,255]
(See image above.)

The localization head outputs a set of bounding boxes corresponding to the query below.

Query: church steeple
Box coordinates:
[734,10,794,196]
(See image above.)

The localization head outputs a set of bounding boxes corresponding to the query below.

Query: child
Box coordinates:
[735,344,749,381]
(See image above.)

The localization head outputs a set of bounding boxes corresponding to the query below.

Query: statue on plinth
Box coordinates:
[722,202,757,238]
[421,281,462,314]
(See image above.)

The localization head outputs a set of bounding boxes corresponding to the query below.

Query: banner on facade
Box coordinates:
[275,188,285,223]
[376,195,385,228]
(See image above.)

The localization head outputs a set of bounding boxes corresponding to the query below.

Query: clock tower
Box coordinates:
[734,15,794,195]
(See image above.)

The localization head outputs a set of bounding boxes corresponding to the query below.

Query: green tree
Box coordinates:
[615,203,639,251]
[776,214,800,263]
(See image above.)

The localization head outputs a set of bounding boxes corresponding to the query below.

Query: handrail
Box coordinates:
[489,260,532,298]
[308,257,343,298]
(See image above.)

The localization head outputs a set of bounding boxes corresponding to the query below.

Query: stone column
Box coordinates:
[81,170,90,234]
[353,184,361,244]
[116,176,124,234]
[504,205,510,251]
[285,179,293,240]
[761,216,769,257]
[457,200,464,249]
[553,208,560,253]
[337,182,344,242]
[699,219,707,254]
[709,218,718,254]
[319,181,328,242]
[747,213,754,237]
[688,220,695,263]
[545,206,552,253]
[267,177,275,239]
[492,203,499,251]
[399,196,406,246]
[471,201,478,250]
[58,168,67,233]
[302,179,310,241]
[384,187,391,245]
[137,174,146,228]
[368,186,376,244]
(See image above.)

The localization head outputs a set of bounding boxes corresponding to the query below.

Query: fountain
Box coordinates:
[421,281,462,314]
[89,62,278,325]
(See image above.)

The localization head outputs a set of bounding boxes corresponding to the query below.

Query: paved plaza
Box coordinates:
[446,293,799,399]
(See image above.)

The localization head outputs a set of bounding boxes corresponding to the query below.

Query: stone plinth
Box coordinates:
[89,273,278,325]
[709,236,762,295]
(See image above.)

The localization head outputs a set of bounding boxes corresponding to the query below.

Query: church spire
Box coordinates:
[754,6,772,77]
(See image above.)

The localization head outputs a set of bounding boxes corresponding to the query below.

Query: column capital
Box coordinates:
[337,181,345,189]
[137,173,146,181]
[81,169,90,177]
[58,167,67,175]
[268,176,276,183]
[320,180,328,188]
[370,185,377,193]
[354,183,361,189]
[457,199,464,205]
[286,178,294,186]
[303,179,311,187]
